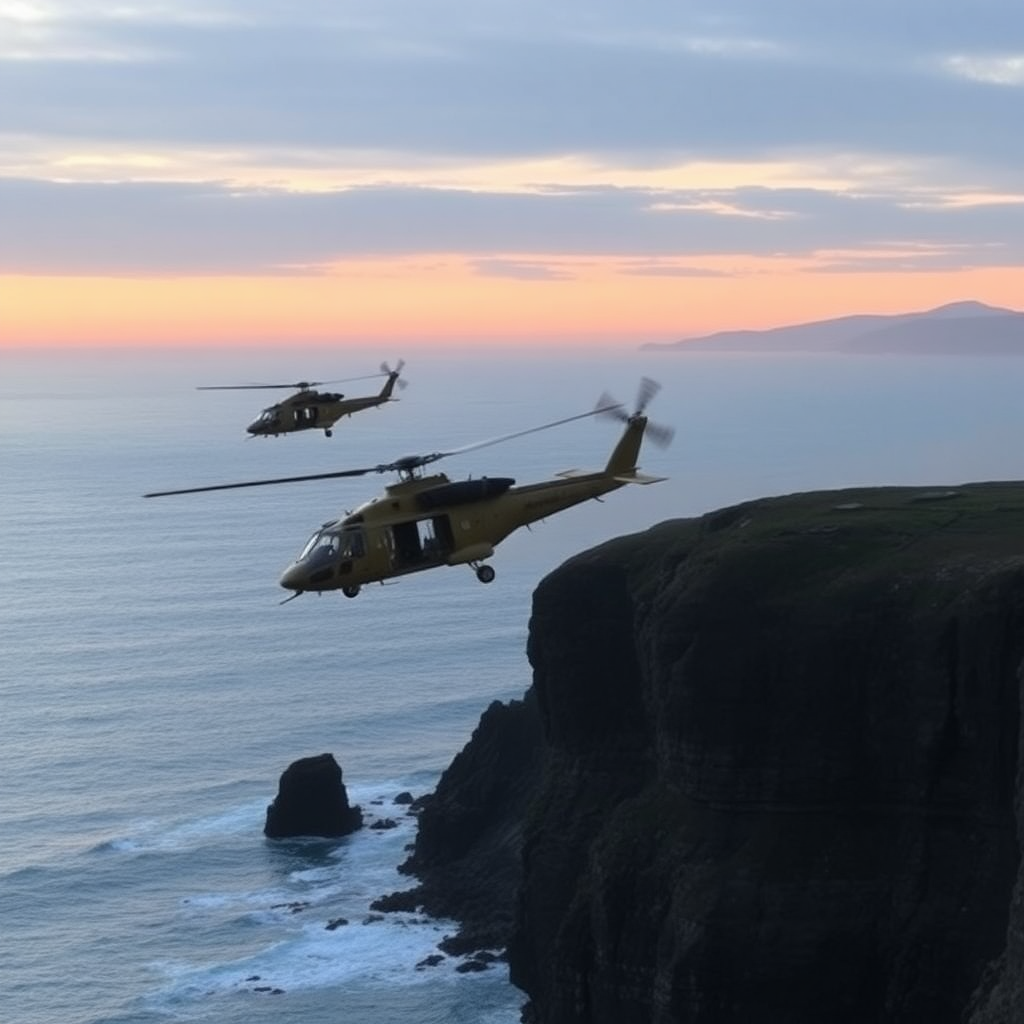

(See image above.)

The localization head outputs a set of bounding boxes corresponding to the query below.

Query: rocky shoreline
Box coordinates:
[278,482,1024,1022]
[401,483,1024,1023]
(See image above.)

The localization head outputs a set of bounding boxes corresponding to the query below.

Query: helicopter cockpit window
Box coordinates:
[299,529,333,560]
[298,527,364,561]
[299,532,318,560]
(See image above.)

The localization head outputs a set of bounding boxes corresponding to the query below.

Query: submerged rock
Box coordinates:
[264,752,363,839]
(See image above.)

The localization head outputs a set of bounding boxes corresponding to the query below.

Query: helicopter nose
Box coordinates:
[279,564,306,591]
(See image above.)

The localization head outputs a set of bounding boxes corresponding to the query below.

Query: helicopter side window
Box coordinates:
[430,515,454,554]
[337,529,365,559]
[388,520,443,568]
[390,521,422,566]
[418,519,441,558]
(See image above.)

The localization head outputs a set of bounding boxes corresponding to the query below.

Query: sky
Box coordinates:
[1,0,1023,350]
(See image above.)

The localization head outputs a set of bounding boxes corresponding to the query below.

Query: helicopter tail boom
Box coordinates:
[604,415,647,477]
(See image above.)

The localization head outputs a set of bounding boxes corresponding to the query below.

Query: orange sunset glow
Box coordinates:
[4,257,1021,350]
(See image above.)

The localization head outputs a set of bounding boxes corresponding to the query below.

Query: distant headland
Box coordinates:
[642,300,1024,354]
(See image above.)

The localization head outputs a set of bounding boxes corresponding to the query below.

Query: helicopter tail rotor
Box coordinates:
[641,420,675,448]
[636,376,661,416]
[381,359,408,390]
[596,377,674,448]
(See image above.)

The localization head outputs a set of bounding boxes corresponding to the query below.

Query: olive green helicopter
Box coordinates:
[145,379,673,600]
[197,360,406,437]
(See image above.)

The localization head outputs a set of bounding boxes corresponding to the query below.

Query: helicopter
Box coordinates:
[144,379,674,600]
[198,360,407,437]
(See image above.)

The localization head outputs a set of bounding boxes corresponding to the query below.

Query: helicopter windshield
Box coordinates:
[298,527,365,561]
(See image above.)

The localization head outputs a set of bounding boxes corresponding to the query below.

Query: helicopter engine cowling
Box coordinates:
[415,477,515,511]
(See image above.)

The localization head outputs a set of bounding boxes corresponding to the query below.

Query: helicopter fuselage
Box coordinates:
[278,416,659,596]
[248,391,394,437]
[246,370,403,437]
[278,470,626,594]
[145,389,670,598]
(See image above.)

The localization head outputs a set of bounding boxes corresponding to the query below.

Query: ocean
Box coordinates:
[2,344,1023,1023]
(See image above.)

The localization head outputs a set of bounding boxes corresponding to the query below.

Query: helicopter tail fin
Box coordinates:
[378,359,406,400]
[604,415,647,477]
[596,380,673,477]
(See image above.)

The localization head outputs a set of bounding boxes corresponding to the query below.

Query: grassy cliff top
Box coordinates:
[570,481,1024,606]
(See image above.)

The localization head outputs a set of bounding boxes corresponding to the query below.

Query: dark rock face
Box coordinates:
[504,484,1024,1024]
[396,692,546,954]
[264,753,363,838]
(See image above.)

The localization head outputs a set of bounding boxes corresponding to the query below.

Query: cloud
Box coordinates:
[619,261,733,279]
[469,258,576,281]
[4,175,1024,276]
[944,53,1024,86]
[2,0,1023,278]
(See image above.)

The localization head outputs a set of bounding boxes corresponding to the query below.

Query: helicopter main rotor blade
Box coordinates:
[196,373,387,391]
[144,403,625,498]
[316,373,391,386]
[196,384,301,391]
[144,466,373,498]
[414,403,625,465]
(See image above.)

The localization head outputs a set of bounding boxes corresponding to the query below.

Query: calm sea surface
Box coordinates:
[1,345,1022,1023]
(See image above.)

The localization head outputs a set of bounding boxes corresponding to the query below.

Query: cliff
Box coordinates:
[406,481,1024,1023]
[395,693,547,954]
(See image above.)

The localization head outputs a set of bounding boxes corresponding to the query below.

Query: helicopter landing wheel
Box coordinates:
[342,584,361,598]
[475,564,496,584]
[325,428,333,438]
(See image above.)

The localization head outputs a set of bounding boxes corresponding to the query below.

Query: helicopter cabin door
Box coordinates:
[389,516,454,570]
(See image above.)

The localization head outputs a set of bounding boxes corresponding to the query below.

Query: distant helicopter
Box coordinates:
[145,379,674,600]
[198,360,407,437]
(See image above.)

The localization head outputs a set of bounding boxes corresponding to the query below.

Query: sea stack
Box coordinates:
[264,752,363,838]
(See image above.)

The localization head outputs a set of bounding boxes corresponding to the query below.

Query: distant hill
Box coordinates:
[643,301,1024,354]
